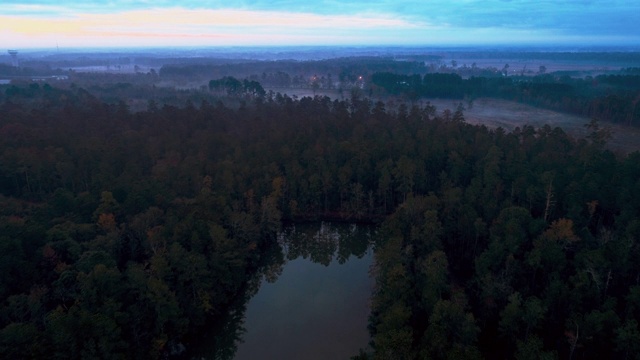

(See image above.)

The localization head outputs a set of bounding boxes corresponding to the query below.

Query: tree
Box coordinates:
[515,336,557,360]
[615,320,640,360]
[0,322,41,358]
[93,191,120,222]
[423,296,480,360]
[393,156,416,202]
[584,118,612,148]
[418,250,449,311]
[373,302,414,360]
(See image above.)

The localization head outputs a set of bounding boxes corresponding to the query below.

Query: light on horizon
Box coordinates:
[1,3,639,49]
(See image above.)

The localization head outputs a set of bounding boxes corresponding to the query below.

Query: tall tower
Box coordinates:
[7,50,18,67]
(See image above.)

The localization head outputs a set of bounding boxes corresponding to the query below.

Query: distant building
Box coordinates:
[7,50,18,67]
[31,75,69,82]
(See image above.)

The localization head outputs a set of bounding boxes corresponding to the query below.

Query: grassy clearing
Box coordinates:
[423,97,640,154]
[249,86,640,154]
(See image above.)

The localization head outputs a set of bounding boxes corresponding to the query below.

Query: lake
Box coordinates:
[189,222,375,359]
[233,222,375,360]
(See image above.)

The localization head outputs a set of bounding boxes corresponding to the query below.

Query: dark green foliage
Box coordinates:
[1,81,639,359]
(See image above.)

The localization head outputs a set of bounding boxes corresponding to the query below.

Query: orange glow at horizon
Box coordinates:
[0,7,425,47]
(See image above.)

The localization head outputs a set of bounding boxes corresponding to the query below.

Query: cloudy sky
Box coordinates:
[1,0,639,48]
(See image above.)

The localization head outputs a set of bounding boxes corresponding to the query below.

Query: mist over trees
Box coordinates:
[371,71,640,126]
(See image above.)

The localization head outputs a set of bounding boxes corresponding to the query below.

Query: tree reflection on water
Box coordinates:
[280,222,372,266]
[185,222,374,359]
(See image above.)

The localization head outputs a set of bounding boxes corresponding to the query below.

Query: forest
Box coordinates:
[0,64,640,359]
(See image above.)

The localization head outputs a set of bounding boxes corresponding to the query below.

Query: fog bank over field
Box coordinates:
[4,45,640,64]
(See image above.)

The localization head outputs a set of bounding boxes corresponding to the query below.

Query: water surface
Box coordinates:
[233,222,374,360]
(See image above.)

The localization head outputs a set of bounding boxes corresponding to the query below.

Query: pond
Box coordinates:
[188,222,375,359]
[235,222,374,359]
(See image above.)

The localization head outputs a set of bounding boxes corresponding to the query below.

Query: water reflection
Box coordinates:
[187,222,374,360]
[185,243,285,360]
[280,222,372,266]
[188,304,246,360]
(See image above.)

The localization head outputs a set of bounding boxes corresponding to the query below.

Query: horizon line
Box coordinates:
[6,44,640,52]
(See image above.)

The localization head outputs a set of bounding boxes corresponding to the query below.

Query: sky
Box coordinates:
[1,0,639,49]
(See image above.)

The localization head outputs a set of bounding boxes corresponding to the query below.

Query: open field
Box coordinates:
[272,86,640,154]
[436,58,621,75]
[426,97,640,154]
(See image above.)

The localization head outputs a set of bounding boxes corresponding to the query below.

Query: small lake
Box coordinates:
[189,222,374,359]
[234,223,374,360]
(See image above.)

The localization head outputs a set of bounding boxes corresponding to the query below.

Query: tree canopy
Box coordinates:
[0,79,639,359]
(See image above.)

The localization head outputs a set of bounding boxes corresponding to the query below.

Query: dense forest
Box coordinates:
[1,78,640,359]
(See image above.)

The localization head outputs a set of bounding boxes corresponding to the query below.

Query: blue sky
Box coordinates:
[1,0,639,48]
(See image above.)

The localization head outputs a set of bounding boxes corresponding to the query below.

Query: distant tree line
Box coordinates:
[371,72,640,126]
[208,76,265,98]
